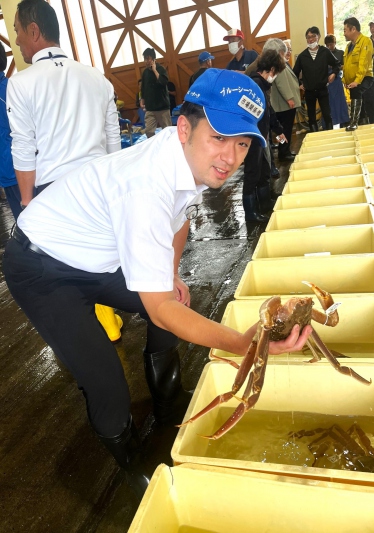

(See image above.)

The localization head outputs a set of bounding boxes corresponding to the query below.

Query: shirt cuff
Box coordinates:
[106,141,121,154]
[12,156,36,171]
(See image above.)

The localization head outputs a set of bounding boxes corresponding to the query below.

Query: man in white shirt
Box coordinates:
[3,69,311,498]
[7,0,122,341]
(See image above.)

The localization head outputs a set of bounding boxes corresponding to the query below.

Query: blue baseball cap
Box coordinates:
[184,68,266,145]
[198,51,215,62]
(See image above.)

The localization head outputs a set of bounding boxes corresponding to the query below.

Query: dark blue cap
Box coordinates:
[198,51,215,62]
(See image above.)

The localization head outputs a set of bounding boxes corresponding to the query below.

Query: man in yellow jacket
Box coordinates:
[343,17,373,130]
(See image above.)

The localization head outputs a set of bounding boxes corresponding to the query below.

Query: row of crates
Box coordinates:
[129,126,374,532]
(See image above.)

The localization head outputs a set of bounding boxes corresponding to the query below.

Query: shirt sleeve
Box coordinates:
[104,79,121,153]
[108,190,176,292]
[157,65,169,86]
[7,77,37,171]
[355,40,373,84]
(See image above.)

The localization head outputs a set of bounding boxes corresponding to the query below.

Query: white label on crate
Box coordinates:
[304,252,331,256]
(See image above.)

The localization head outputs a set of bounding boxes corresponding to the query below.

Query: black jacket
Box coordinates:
[293,45,340,91]
[249,72,283,138]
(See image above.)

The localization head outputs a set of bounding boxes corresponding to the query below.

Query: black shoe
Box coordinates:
[270,142,279,149]
[278,154,295,162]
[98,416,151,501]
[144,347,192,425]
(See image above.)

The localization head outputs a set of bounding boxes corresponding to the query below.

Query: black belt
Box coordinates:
[13,225,49,256]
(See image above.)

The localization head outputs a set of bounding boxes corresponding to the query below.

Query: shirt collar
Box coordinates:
[168,129,208,194]
[32,47,67,64]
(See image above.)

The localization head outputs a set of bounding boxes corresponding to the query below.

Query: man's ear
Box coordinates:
[29,22,41,42]
[177,114,191,144]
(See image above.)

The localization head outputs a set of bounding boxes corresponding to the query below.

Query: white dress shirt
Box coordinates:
[7,47,121,187]
[18,128,207,292]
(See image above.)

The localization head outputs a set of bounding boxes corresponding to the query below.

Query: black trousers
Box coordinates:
[275,108,296,158]
[3,237,177,437]
[243,138,271,195]
[304,87,332,126]
[351,76,374,123]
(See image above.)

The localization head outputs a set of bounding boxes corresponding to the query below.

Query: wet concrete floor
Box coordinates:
[0,137,302,532]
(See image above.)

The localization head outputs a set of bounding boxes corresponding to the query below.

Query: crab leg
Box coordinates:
[347,423,374,456]
[210,354,240,370]
[177,339,258,427]
[310,329,372,385]
[302,281,339,327]
[201,326,271,440]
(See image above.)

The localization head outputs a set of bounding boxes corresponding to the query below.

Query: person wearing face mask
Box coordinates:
[293,26,340,131]
[269,39,301,161]
[223,28,258,72]
[242,49,286,222]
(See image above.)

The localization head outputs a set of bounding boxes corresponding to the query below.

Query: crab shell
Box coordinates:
[269,296,314,342]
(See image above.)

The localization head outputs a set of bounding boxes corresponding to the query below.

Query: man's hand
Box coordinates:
[269,324,312,355]
[328,73,336,84]
[173,274,190,307]
[287,99,295,109]
[346,82,358,89]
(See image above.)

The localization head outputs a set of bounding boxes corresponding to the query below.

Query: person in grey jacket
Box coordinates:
[270,40,301,161]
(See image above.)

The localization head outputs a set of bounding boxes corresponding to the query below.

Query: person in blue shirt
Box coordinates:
[0,42,21,220]
[224,28,258,71]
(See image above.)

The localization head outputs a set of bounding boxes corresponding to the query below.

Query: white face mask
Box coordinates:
[267,74,277,83]
[308,40,319,49]
[228,42,241,55]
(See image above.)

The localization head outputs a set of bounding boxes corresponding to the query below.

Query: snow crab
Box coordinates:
[179,282,372,439]
[289,423,374,472]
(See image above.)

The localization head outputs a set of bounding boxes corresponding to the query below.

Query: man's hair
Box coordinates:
[305,26,321,37]
[324,34,336,45]
[179,102,206,131]
[17,0,60,43]
[257,49,286,75]
[263,38,287,55]
[0,42,7,72]
[143,47,156,59]
[344,17,361,32]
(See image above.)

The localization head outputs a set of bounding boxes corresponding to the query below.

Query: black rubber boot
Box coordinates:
[242,193,269,222]
[309,123,319,132]
[325,120,333,130]
[256,184,275,213]
[143,347,192,425]
[98,416,151,501]
[346,100,362,131]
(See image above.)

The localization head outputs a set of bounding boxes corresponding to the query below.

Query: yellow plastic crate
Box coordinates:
[252,225,374,259]
[357,138,374,148]
[304,129,352,141]
[289,163,364,181]
[210,295,374,359]
[300,141,355,153]
[172,359,374,485]
[295,148,356,162]
[129,463,374,533]
[266,204,374,232]
[290,155,359,171]
[274,188,372,210]
[359,153,374,164]
[234,256,374,298]
[282,175,369,194]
